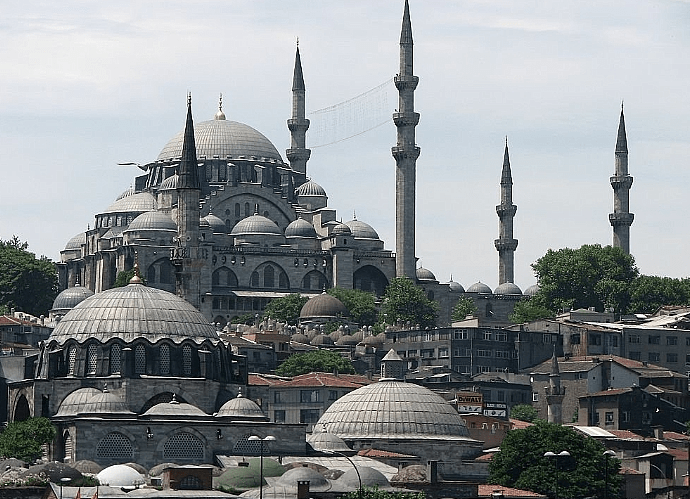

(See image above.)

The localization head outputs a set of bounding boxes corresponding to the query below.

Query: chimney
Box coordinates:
[297,481,310,499]
[427,460,438,484]
[653,426,664,440]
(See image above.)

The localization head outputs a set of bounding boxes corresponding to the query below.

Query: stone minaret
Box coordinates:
[494,139,518,285]
[173,95,201,308]
[392,0,420,279]
[544,349,566,424]
[609,104,634,254]
[286,43,311,186]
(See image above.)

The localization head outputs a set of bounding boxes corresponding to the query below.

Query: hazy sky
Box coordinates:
[1,1,689,291]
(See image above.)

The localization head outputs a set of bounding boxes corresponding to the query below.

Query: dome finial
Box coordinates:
[129,252,143,284]
[353,210,357,220]
[215,93,226,120]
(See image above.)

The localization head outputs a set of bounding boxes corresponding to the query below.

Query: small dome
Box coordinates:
[204,213,227,233]
[295,180,327,197]
[80,387,133,415]
[336,335,359,346]
[116,186,135,200]
[159,174,179,191]
[329,330,343,342]
[524,284,540,297]
[291,333,310,344]
[307,432,351,453]
[331,223,351,236]
[310,333,334,346]
[362,334,384,346]
[416,267,436,281]
[64,233,86,251]
[277,466,329,489]
[285,218,318,238]
[340,467,389,488]
[52,286,95,311]
[231,214,282,236]
[103,192,157,214]
[143,398,208,417]
[494,282,522,295]
[97,464,145,487]
[300,293,349,320]
[350,330,364,342]
[448,280,465,293]
[345,220,379,239]
[126,211,177,232]
[466,281,492,294]
[55,388,101,417]
[216,394,266,419]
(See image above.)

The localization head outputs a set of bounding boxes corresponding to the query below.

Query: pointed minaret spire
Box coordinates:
[609,103,634,254]
[545,346,565,424]
[178,93,199,190]
[286,41,311,183]
[392,0,420,279]
[495,138,518,285]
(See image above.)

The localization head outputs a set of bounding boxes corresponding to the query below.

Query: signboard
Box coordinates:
[483,408,507,418]
[454,392,483,414]
[457,404,483,414]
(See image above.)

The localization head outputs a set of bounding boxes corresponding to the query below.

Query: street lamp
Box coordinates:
[544,450,570,499]
[603,450,616,499]
[248,435,276,499]
[323,450,363,499]
[59,477,71,499]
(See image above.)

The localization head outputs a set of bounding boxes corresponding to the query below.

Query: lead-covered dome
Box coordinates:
[64,233,86,251]
[314,380,470,439]
[285,218,317,238]
[467,281,492,294]
[203,213,228,233]
[48,283,219,346]
[102,192,157,214]
[345,219,379,240]
[55,388,101,417]
[216,394,266,420]
[524,283,540,297]
[300,292,349,320]
[416,267,436,281]
[126,211,177,232]
[231,214,282,236]
[295,180,326,197]
[494,282,522,295]
[158,120,283,164]
[52,286,95,311]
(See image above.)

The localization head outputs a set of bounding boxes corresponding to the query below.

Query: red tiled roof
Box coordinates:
[357,448,417,459]
[663,431,690,441]
[509,418,534,429]
[620,467,645,475]
[475,453,495,462]
[250,372,373,388]
[0,316,33,326]
[478,484,546,497]
[248,374,273,386]
[608,429,645,440]
[585,387,633,397]
[664,448,689,460]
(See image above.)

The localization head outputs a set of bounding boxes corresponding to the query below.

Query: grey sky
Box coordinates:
[1,1,689,290]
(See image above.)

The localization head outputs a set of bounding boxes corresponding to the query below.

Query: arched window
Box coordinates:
[87,344,98,375]
[244,202,250,217]
[97,432,133,460]
[160,344,170,375]
[135,344,146,374]
[251,272,259,287]
[235,203,241,217]
[485,303,493,318]
[183,345,192,376]
[64,431,74,462]
[147,265,156,283]
[68,346,77,376]
[110,344,121,374]
[264,265,274,288]
[159,260,173,284]
[279,271,289,289]
[164,432,203,460]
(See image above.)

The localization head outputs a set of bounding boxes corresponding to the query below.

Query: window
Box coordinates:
[160,344,170,375]
[407,350,418,357]
[483,331,492,341]
[273,410,285,423]
[300,390,320,403]
[622,411,630,423]
[648,352,660,362]
[110,344,121,374]
[686,337,690,346]
[135,344,146,374]
[424,331,435,341]
[477,349,492,357]
[629,335,640,344]
[164,432,204,460]
[68,346,77,376]
[589,333,601,346]
[97,432,133,459]
[543,334,553,343]
[495,332,508,342]
[649,335,661,345]
[454,330,468,340]
[421,349,434,359]
[629,351,641,361]
[183,344,192,376]
[274,391,282,404]
[329,390,338,400]
[478,365,492,373]
[532,392,539,402]
[87,344,98,375]
[439,348,449,358]
[594,411,600,424]
[497,390,505,402]
[495,350,510,358]
[571,333,581,345]
[300,409,321,424]
[610,335,618,347]
[605,412,614,425]
[667,336,678,346]
[667,353,678,363]
[453,349,461,357]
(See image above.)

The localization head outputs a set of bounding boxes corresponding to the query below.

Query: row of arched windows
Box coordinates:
[212,265,327,291]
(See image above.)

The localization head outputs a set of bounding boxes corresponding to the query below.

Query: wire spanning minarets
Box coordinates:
[392,0,420,279]
[495,139,518,285]
[609,104,633,254]
[287,42,311,185]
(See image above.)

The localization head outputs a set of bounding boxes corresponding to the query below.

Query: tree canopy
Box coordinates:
[327,287,378,326]
[379,277,438,330]
[262,293,309,325]
[451,296,478,322]
[0,417,56,463]
[342,487,425,499]
[276,349,355,376]
[509,404,538,423]
[0,237,58,317]
[489,420,621,498]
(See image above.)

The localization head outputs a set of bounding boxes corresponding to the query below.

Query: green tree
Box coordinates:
[276,349,355,376]
[262,294,309,325]
[0,417,57,463]
[342,486,425,499]
[627,275,690,314]
[510,404,538,423]
[451,296,478,322]
[0,237,58,317]
[327,287,378,326]
[489,420,621,498]
[379,277,439,330]
[114,268,138,287]
[509,299,554,324]
[531,244,638,314]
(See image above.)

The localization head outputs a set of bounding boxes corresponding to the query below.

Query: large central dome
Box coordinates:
[157,119,284,163]
[49,283,219,346]
[314,380,471,439]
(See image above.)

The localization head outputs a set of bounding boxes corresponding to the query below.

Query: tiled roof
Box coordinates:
[585,387,633,397]
[475,453,495,462]
[663,431,690,441]
[608,429,645,440]
[509,418,534,429]
[664,448,688,460]
[357,448,417,459]
[248,374,273,386]
[478,484,546,497]
[0,316,34,327]
[620,467,645,475]
[249,372,372,388]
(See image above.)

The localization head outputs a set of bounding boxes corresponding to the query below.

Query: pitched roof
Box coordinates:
[357,448,417,459]
[250,372,373,388]
[509,418,534,429]
[478,484,546,498]
[608,429,645,440]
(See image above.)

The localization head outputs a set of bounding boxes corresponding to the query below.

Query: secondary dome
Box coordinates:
[295,180,326,197]
[285,218,317,238]
[48,283,219,346]
[158,119,283,164]
[64,233,86,251]
[97,464,145,487]
[52,286,95,311]
[467,281,492,294]
[448,280,465,293]
[126,211,177,232]
[416,267,436,281]
[80,387,134,415]
[494,282,522,295]
[331,223,351,236]
[102,192,157,214]
[300,293,349,320]
[159,174,179,191]
[315,380,470,439]
[524,283,540,297]
[143,397,208,417]
[216,394,266,420]
[345,219,379,239]
[231,214,282,236]
[55,388,101,417]
[203,213,227,233]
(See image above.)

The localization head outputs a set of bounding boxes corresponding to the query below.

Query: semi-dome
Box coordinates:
[295,180,326,197]
[159,174,179,191]
[345,219,379,239]
[203,213,227,233]
[466,281,492,294]
[64,232,86,251]
[48,282,219,346]
[300,292,349,320]
[158,119,284,164]
[116,186,135,200]
[97,464,145,487]
[416,267,436,281]
[494,282,522,295]
[143,397,208,417]
[80,387,134,416]
[231,214,282,236]
[315,380,471,439]
[52,286,95,311]
[102,192,157,214]
[216,394,266,420]
[285,218,317,238]
[126,211,177,232]
[524,283,540,297]
[55,388,101,417]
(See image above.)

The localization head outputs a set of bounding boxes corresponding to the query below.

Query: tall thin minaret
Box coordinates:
[544,348,565,424]
[286,42,311,185]
[609,104,634,254]
[392,0,420,279]
[174,94,201,308]
[495,139,518,285]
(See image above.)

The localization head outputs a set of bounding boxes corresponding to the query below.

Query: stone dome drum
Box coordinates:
[314,380,471,440]
[48,283,220,346]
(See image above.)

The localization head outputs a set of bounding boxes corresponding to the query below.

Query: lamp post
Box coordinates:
[603,450,616,499]
[248,435,276,499]
[59,477,71,499]
[323,450,362,499]
[544,450,570,499]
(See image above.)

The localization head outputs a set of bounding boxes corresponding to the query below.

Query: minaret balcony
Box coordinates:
[393,112,420,127]
[610,175,633,189]
[494,239,518,251]
[394,74,419,91]
[495,205,517,217]
[392,145,420,161]
[609,212,634,226]
[286,148,311,162]
[287,118,310,132]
